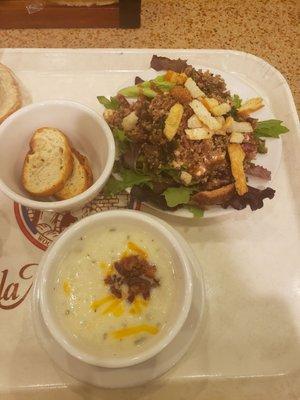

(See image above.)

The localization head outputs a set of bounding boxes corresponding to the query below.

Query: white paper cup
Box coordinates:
[0,100,115,212]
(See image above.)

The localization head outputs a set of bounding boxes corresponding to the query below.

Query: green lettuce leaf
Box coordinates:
[113,128,127,142]
[104,169,152,196]
[230,94,242,116]
[186,205,204,218]
[118,85,157,98]
[97,96,119,110]
[256,138,268,154]
[231,94,242,109]
[118,75,174,99]
[152,75,175,91]
[254,119,289,138]
[163,187,193,207]
[112,128,131,154]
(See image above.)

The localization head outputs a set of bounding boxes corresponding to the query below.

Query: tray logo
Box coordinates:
[0,263,37,310]
[14,193,139,251]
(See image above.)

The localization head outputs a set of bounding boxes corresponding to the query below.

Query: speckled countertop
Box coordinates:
[0,2,299,400]
[0,0,298,108]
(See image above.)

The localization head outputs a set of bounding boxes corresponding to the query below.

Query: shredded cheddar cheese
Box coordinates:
[102,298,122,315]
[90,296,124,316]
[112,302,125,317]
[90,295,114,311]
[99,262,108,269]
[112,324,159,339]
[127,241,148,259]
[129,297,148,315]
[99,262,114,275]
[121,249,130,258]
[129,302,141,315]
[63,281,71,295]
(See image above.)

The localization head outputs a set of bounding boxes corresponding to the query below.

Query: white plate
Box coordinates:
[106,67,282,218]
[31,226,205,389]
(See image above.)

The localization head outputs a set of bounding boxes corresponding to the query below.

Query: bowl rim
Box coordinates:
[0,99,115,211]
[39,209,193,368]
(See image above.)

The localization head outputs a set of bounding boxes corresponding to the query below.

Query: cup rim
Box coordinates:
[0,99,115,211]
[39,210,193,368]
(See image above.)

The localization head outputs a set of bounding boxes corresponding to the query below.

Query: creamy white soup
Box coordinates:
[52,225,176,358]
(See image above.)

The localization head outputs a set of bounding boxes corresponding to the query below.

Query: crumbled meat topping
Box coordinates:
[173,134,232,187]
[149,93,176,121]
[184,66,230,103]
[104,255,160,303]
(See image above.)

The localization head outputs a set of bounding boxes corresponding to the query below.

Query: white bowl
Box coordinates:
[39,210,193,368]
[0,100,115,212]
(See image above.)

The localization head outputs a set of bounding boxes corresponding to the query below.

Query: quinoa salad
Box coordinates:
[98,55,288,217]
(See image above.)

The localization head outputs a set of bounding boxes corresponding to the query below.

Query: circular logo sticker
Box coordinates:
[14,193,140,251]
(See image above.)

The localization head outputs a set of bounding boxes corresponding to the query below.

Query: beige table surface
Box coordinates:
[0,0,299,107]
[0,1,299,399]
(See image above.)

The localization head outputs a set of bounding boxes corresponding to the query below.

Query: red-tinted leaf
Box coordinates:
[222,186,275,211]
[245,163,271,180]
[150,55,189,73]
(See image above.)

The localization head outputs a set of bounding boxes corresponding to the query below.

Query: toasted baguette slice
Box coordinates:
[192,184,235,206]
[55,149,93,200]
[22,128,73,197]
[0,63,21,123]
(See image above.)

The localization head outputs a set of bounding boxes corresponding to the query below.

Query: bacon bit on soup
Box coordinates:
[112,324,159,339]
[104,254,160,303]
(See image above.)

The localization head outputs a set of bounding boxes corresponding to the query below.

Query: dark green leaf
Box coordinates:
[159,167,182,183]
[254,119,289,138]
[103,169,152,196]
[257,138,268,154]
[186,205,204,218]
[103,176,125,196]
[163,187,192,207]
[143,181,154,190]
[97,96,119,110]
